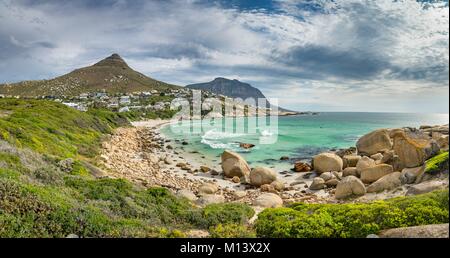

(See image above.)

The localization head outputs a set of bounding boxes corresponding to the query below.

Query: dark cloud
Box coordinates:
[128,43,209,60]
[276,45,391,80]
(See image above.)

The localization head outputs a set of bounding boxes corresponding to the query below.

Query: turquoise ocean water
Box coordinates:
[161,113,449,171]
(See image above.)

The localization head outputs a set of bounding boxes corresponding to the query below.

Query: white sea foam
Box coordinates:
[201,138,240,149]
[200,129,245,149]
[259,129,274,136]
[202,129,246,140]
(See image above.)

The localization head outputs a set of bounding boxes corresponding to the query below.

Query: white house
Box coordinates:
[119,96,131,105]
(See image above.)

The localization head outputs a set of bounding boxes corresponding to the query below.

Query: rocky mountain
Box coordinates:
[186,77,266,101]
[186,77,295,113]
[0,53,179,97]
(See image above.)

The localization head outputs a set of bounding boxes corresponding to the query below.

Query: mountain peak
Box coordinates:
[187,77,266,100]
[93,53,129,68]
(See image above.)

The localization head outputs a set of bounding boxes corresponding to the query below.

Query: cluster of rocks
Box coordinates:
[300,125,449,200]
[99,123,448,212]
[99,127,204,192]
[99,126,263,206]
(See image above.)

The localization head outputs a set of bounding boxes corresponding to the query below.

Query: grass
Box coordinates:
[254,189,449,238]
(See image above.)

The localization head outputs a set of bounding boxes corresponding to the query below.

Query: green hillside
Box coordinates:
[0,99,253,237]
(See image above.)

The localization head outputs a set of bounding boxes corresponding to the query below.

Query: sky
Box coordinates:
[0,0,449,113]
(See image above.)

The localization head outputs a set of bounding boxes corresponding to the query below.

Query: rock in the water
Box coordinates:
[176,189,197,202]
[293,162,312,172]
[406,180,447,196]
[356,156,376,174]
[378,224,449,238]
[343,155,361,168]
[198,183,219,194]
[400,165,425,184]
[356,129,392,155]
[367,172,402,193]
[239,142,255,149]
[309,177,326,190]
[196,194,225,206]
[335,147,357,158]
[360,164,394,183]
[250,167,277,187]
[335,175,366,199]
[392,130,439,168]
[253,193,283,208]
[221,150,251,178]
[312,153,343,173]
[343,167,359,177]
[280,156,289,160]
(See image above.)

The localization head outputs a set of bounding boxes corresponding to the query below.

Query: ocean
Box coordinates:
[160,112,449,171]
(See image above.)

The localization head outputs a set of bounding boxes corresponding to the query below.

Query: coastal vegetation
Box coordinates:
[0,97,448,238]
[0,99,253,237]
[254,189,449,238]
[425,151,449,174]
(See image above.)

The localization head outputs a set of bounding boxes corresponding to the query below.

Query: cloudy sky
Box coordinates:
[0,0,448,113]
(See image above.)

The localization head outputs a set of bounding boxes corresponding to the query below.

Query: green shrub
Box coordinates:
[425,151,449,174]
[200,203,255,228]
[255,190,449,238]
[209,224,256,238]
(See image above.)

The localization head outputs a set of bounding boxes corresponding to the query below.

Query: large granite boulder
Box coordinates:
[196,194,225,206]
[250,167,277,187]
[406,181,448,196]
[253,193,283,208]
[335,175,366,199]
[356,156,376,174]
[221,150,251,178]
[343,155,361,168]
[400,165,425,184]
[312,153,343,174]
[198,183,219,195]
[176,189,197,202]
[366,172,402,193]
[309,177,326,190]
[392,130,439,168]
[356,129,392,155]
[379,224,449,238]
[360,164,394,183]
[343,167,359,177]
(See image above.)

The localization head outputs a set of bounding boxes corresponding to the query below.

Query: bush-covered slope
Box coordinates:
[0,99,129,158]
[0,99,253,237]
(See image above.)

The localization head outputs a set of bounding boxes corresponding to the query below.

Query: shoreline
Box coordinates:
[101,118,449,207]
